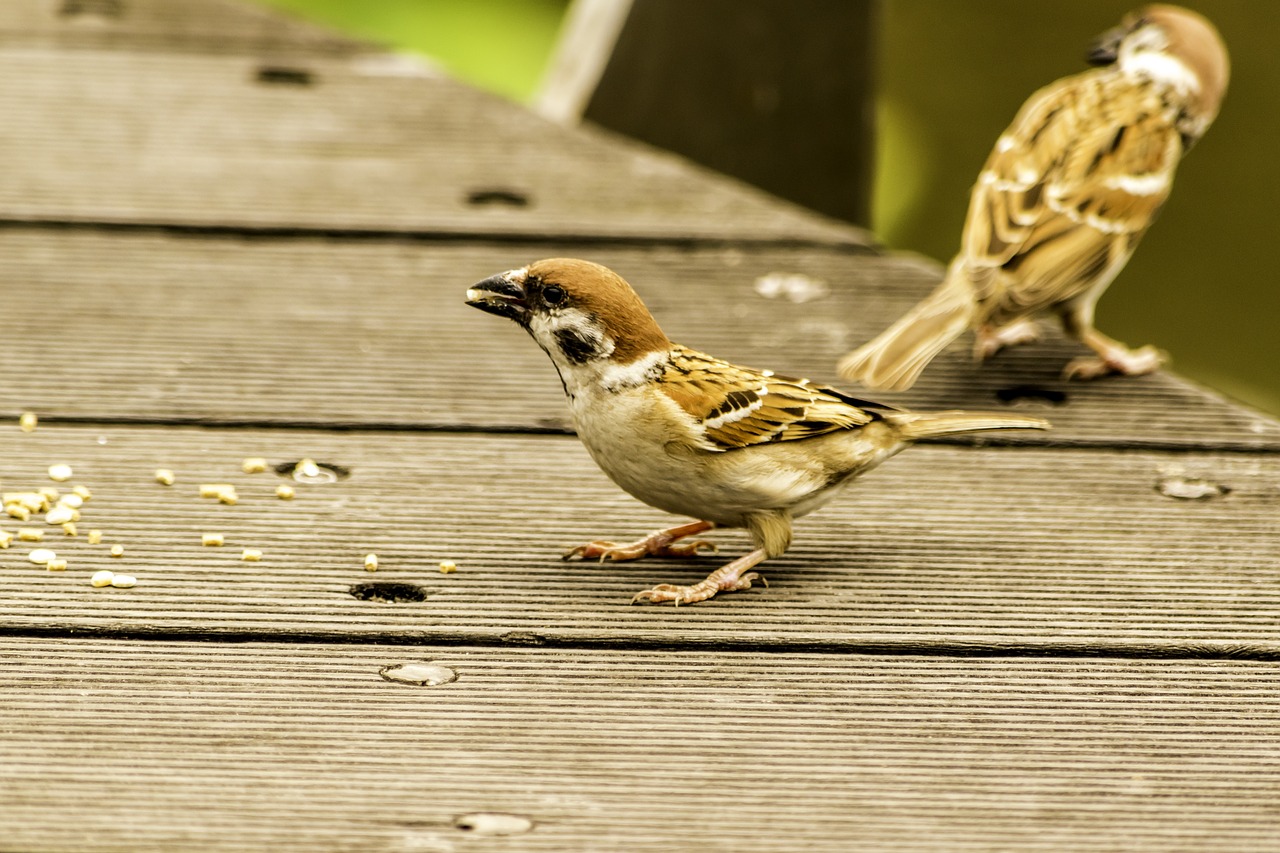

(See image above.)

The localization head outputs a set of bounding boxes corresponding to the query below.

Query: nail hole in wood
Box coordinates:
[256,66,316,86]
[60,0,123,17]
[349,582,428,604]
[995,385,1068,406]
[274,460,349,483]
[466,188,530,207]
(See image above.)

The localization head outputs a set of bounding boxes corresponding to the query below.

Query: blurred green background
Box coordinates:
[258,0,1277,416]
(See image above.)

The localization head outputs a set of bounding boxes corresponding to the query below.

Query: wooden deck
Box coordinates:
[3,2,1279,850]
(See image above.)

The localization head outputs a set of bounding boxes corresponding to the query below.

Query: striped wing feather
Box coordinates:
[658,347,888,450]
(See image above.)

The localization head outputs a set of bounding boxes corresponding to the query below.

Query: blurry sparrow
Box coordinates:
[467,258,1048,605]
[838,4,1228,391]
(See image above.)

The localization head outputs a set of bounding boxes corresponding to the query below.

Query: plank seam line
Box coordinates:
[3,626,1278,661]
[16,416,1280,454]
[0,218,878,253]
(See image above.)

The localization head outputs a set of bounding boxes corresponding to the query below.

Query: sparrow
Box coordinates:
[838,4,1229,391]
[466,258,1049,605]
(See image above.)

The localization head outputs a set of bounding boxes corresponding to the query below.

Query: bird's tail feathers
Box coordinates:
[837,271,975,391]
[884,410,1049,441]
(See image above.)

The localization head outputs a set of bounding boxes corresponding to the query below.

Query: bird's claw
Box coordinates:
[630,571,762,606]
[974,319,1040,360]
[1064,345,1165,380]
[563,538,717,563]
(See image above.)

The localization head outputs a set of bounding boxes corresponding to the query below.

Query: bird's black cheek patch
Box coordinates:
[554,327,603,364]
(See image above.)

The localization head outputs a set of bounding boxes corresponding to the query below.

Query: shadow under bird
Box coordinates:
[838,4,1229,391]
[467,258,1049,605]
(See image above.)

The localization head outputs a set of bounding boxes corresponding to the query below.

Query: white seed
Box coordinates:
[155,468,176,486]
[59,494,84,509]
[242,457,268,474]
[91,570,115,587]
[46,559,67,572]
[202,533,225,547]
[87,529,103,545]
[0,530,11,548]
[27,548,56,564]
[297,458,321,478]
[275,485,295,500]
[110,574,137,589]
[48,464,73,482]
[62,523,77,537]
[19,411,37,433]
[17,528,43,542]
[364,553,378,572]
[45,506,75,525]
[439,561,457,574]
[109,544,124,557]
[241,549,263,562]
[72,485,92,501]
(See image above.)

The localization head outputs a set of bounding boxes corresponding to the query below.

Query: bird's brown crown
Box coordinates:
[1131,4,1229,120]
[526,258,671,364]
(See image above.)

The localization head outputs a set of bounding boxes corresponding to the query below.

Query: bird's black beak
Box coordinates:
[466,272,529,324]
[1087,24,1125,65]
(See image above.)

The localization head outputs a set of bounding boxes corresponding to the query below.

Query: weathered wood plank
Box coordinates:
[1,426,1277,652]
[0,0,368,56]
[1,229,1273,450]
[4,638,1280,852]
[0,47,866,244]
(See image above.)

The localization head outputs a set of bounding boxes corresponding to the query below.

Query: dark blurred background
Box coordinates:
[258,0,1277,417]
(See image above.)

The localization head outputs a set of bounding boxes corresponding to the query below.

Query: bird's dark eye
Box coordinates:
[542,284,567,306]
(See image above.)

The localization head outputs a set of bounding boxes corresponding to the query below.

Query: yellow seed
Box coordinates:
[19,411,37,433]
[242,457,268,474]
[0,530,11,548]
[45,506,75,525]
[202,533,225,547]
[18,528,43,542]
[72,485,92,501]
[27,548,56,564]
[110,574,136,589]
[46,559,67,572]
[439,561,457,574]
[48,464,73,482]
[38,487,60,502]
[275,485,295,500]
[217,490,238,506]
[91,570,115,587]
[364,553,378,572]
[241,549,263,562]
[87,529,103,545]
[109,544,124,558]
[155,468,176,486]
[199,483,234,498]
[5,504,30,521]
[62,522,77,537]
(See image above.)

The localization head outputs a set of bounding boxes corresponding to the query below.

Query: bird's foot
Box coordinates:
[631,549,768,605]
[974,319,1040,360]
[1064,344,1165,380]
[563,520,716,563]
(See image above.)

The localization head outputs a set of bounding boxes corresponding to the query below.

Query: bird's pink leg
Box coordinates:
[563,520,717,563]
[974,319,1040,360]
[631,548,768,605]
[1064,327,1165,379]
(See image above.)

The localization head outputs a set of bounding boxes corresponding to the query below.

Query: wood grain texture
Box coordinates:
[0,0,368,55]
[0,229,1272,449]
[1,426,1276,652]
[0,46,866,245]
[4,638,1280,852]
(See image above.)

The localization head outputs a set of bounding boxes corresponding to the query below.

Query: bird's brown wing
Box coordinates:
[962,70,1184,315]
[657,346,891,451]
